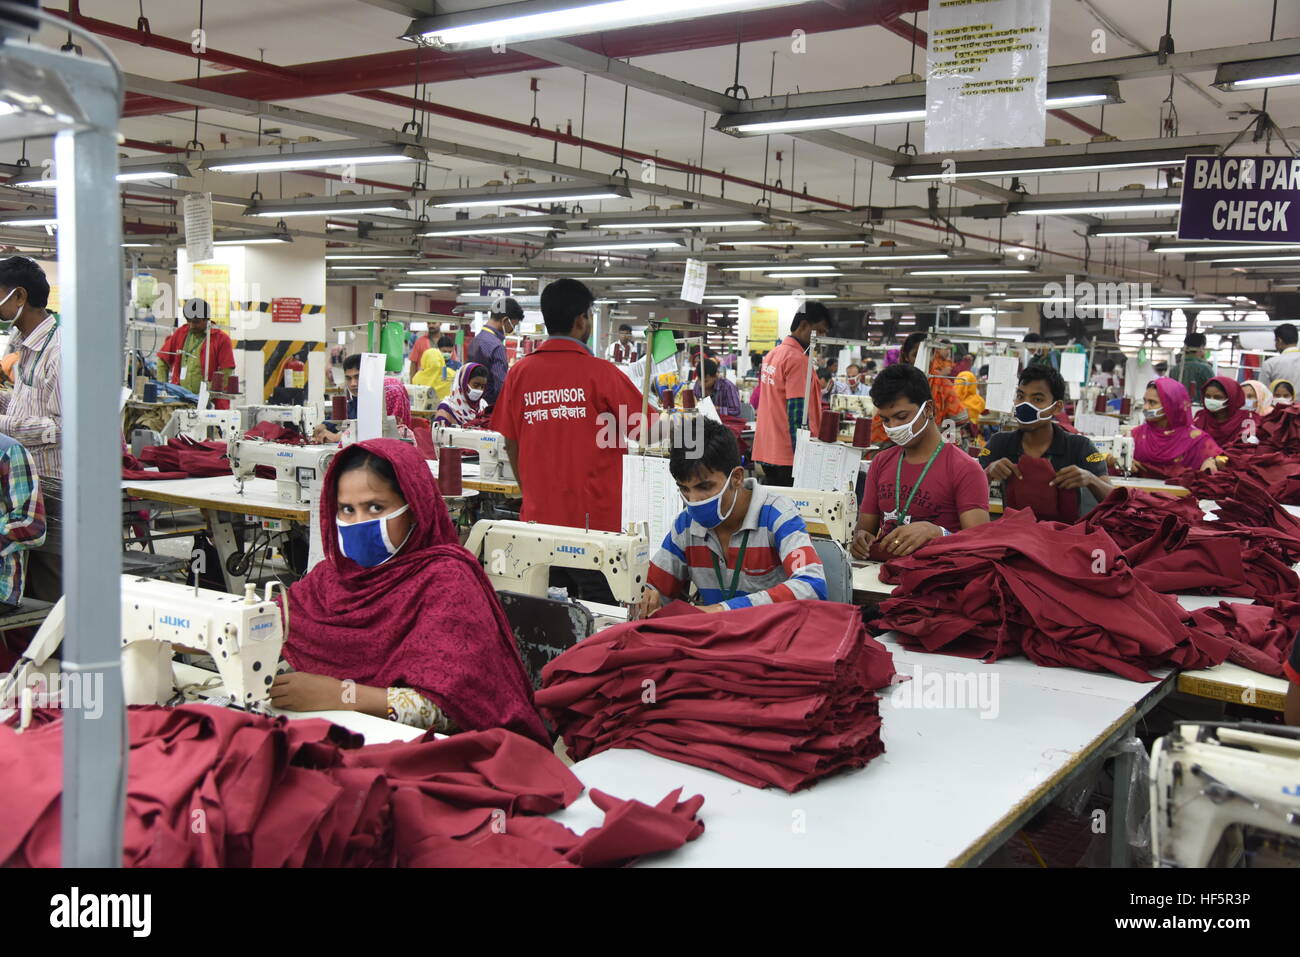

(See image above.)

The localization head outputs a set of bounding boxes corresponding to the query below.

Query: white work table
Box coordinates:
[123,475,308,522]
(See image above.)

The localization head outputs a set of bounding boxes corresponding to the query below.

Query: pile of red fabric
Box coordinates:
[1257,403,1300,452]
[537,602,895,792]
[1185,600,1300,679]
[0,705,704,868]
[875,509,1229,682]
[244,421,306,445]
[122,437,231,480]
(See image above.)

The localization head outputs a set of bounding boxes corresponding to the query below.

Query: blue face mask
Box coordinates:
[683,470,742,529]
[336,504,410,567]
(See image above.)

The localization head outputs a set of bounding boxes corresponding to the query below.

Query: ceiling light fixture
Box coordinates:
[246,198,411,218]
[894,147,1190,182]
[1213,54,1300,92]
[203,142,426,173]
[430,182,632,208]
[549,238,686,251]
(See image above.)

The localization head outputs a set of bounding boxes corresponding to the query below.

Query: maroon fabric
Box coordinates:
[1192,376,1260,452]
[1185,600,1300,678]
[1132,378,1223,471]
[284,439,548,745]
[0,706,704,868]
[876,509,1228,682]
[1003,454,1080,523]
[244,421,306,445]
[1255,400,1300,452]
[537,601,896,792]
[128,437,232,478]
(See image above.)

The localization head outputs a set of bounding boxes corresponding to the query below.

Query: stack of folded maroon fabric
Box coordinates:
[1257,403,1300,452]
[1185,600,1300,679]
[875,509,1229,682]
[0,705,704,868]
[122,437,232,480]
[244,420,305,445]
[537,602,896,792]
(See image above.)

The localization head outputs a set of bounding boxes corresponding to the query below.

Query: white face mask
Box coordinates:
[1276,396,1294,406]
[883,401,929,447]
[1244,398,1257,411]
[1203,397,1227,412]
[467,388,484,401]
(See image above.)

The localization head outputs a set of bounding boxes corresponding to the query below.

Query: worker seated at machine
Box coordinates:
[433,361,489,427]
[314,354,415,445]
[1132,378,1223,476]
[633,418,827,618]
[980,365,1114,517]
[273,438,547,742]
[851,364,990,561]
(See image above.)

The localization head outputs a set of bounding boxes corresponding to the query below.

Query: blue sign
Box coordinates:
[480,273,512,297]
[1178,154,1300,243]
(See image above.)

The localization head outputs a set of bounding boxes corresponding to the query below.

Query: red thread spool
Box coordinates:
[680,387,696,410]
[1120,397,1131,415]
[209,372,226,392]
[852,417,872,448]
[817,411,841,443]
[332,395,348,420]
[1095,394,1108,414]
[224,375,239,394]
[661,388,675,410]
[437,448,463,496]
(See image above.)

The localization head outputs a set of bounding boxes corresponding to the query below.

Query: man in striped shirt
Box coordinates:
[634,419,827,617]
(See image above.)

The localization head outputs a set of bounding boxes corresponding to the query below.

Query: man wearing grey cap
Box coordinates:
[468,295,522,408]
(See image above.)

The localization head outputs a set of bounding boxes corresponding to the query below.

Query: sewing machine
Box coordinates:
[405,384,437,412]
[1150,721,1300,867]
[431,425,516,483]
[227,437,337,504]
[831,393,874,418]
[785,487,858,546]
[464,519,650,605]
[162,407,243,443]
[0,576,285,717]
[1088,431,1136,476]
[241,403,321,438]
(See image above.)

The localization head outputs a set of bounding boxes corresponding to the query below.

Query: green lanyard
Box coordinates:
[889,441,944,526]
[21,314,59,388]
[710,530,751,602]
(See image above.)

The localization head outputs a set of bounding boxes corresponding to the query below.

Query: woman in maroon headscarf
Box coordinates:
[1193,375,1261,452]
[1133,377,1223,476]
[270,438,548,744]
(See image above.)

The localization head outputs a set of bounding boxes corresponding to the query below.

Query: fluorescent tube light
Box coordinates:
[203,142,426,173]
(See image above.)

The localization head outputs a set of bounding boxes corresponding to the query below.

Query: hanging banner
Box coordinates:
[1177,155,1300,243]
[749,307,780,349]
[183,192,214,263]
[480,273,512,297]
[191,263,231,325]
[924,0,1051,153]
[680,258,708,303]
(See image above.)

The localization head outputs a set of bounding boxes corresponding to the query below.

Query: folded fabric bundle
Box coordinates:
[1003,454,1080,522]
[244,421,306,445]
[876,509,1228,682]
[1256,403,1300,452]
[0,705,704,868]
[1169,469,1300,560]
[1185,600,1300,678]
[131,437,232,478]
[1080,487,1206,549]
[1215,449,1300,506]
[537,601,896,793]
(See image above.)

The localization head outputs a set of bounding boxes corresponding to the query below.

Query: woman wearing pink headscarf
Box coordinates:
[1134,377,1223,475]
[336,378,414,445]
[1241,379,1275,417]
[1193,375,1260,452]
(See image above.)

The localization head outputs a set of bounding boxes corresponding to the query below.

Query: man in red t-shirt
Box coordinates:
[752,302,832,486]
[493,279,657,598]
[851,364,990,560]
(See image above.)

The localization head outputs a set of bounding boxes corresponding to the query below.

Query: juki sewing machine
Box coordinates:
[1088,431,1136,476]
[1150,721,1300,867]
[162,407,243,443]
[831,393,874,418]
[785,487,858,546]
[431,425,516,483]
[464,519,650,605]
[241,403,321,438]
[405,384,437,413]
[227,436,337,504]
[0,576,285,718]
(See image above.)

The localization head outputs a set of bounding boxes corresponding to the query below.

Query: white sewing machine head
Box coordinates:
[163,407,243,443]
[784,486,858,546]
[1087,432,1135,476]
[406,384,437,412]
[240,403,321,439]
[431,425,516,483]
[0,576,284,717]
[227,436,337,503]
[831,393,874,417]
[1151,721,1300,867]
[464,519,650,605]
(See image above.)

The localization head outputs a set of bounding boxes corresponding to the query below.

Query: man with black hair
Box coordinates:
[157,297,236,409]
[437,334,461,371]
[634,419,826,618]
[493,277,656,541]
[752,302,831,486]
[1171,331,1214,399]
[851,364,989,560]
[468,296,523,407]
[0,256,62,599]
[697,357,742,417]
[1022,332,1059,371]
[313,353,363,443]
[981,365,1113,517]
[842,364,870,396]
[900,332,926,367]
[1262,321,1300,389]
[605,322,640,364]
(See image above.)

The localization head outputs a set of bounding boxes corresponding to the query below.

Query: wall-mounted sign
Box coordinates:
[271,296,303,323]
[1177,154,1300,243]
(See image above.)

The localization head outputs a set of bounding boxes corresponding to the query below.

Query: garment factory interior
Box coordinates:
[0,0,1298,886]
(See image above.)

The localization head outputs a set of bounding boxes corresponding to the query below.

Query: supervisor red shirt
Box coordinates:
[752,335,822,467]
[492,337,655,532]
[861,442,989,533]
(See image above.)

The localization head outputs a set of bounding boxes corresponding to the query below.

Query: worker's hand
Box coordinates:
[850,526,875,560]
[879,521,942,558]
[312,424,339,445]
[697,603,727,614]
[1200,457,1220,473]
[984,457,1021,482]
[1050,465,1093,490]
[630,587,663,621]
[268,672,345,712]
